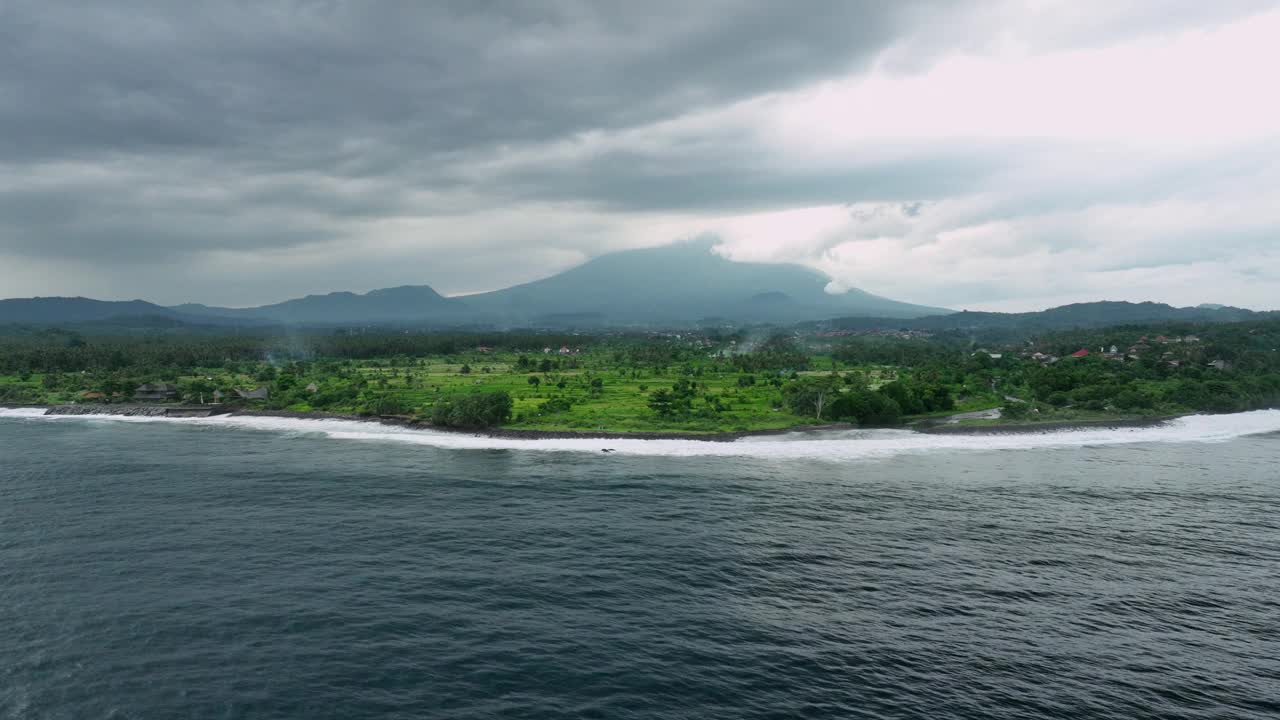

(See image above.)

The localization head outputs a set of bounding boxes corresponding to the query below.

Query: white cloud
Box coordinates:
[699,7,1280,310]
[769,12,1280,147]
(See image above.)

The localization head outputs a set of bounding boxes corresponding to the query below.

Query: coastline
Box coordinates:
[3,403,1189,440]
[913,415,1180,435]
[10,403,851,442]
[187,408,858,443]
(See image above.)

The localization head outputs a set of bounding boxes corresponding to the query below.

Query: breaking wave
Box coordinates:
[3,406,1279,461]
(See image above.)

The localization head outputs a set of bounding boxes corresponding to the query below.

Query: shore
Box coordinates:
[913,415,1179,435]
[8,403,1192,440]
[210,409,861,442]
[16,404,861,442]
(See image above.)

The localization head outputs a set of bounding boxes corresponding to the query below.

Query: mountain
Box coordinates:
[174,285,460,324]
[0,297,185,325]
[166,240,946,326]
[8,246,1271,331]
[453,240,948,325]
[815,301,1272,336]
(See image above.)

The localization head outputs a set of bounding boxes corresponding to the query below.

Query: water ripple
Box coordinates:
[1,420,1278,719]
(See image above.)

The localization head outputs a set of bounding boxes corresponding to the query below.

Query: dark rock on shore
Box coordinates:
[45,405,230,418]
[230,409,854,442]
[916,416,1177,435]
[26,404,1183,440]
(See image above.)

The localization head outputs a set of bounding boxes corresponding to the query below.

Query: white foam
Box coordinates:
[0,407,49,419]
[3,407,1279,460]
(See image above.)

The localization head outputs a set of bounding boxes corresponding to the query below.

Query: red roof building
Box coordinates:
[1070,348,1091,358]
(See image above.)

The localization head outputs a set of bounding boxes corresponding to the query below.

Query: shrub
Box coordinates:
[1114,388,1155,410]
[431,391,513,428]
[539,396,575,414]
[827,389,902,426]
[1001,402,1030,420]
[360,394,410,416]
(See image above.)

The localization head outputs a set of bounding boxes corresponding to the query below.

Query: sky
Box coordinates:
[2,1,1278,311]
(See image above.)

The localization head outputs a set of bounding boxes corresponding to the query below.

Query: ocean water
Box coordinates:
[1,409,1278,719]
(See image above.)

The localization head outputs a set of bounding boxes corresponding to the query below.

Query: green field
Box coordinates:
[0,349,983,433]
[218,355,887,433]
[4,319,1278,433]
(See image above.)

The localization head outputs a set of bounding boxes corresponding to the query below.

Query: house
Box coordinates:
[558,346,572,355]
[134,383,178,402]
[81,391,107,402]
[476,346,493,353]
[1069,349,1090,358]
[305,383,319,393]
[1208,359,1232,371]
[235,387,270,401]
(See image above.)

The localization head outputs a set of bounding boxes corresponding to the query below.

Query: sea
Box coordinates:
[1,408,1278,719]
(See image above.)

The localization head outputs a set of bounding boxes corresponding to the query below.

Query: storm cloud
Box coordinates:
[1,0,1277,309]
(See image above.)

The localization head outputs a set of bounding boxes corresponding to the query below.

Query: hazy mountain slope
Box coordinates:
[0,297,184,325]
[174,286,462,324]
[173,241,946,325]
[460,240,947,323]
[3,242,945,326]
[819,301,1271,333]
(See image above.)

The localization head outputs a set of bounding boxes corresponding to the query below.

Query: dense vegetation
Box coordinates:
[2,318,1278,433]
[812,301,1276,343]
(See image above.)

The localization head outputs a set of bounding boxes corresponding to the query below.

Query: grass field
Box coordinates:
[1,352,956,433]
[9,349,1199,434]
[336,356,820,433]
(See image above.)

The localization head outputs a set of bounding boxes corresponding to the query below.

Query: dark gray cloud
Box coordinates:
[1,1,942,165]
[0,0,961,295]
[494,141,1021,212]
[0,1,1276,308]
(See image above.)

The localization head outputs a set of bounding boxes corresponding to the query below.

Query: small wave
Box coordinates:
[3,407,1280,460]
[0,407,49,419]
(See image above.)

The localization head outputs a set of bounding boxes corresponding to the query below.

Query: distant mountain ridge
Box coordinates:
[2,241,947,327]
[0,297,184,325]
[816,300,1274,334]
[443,240,948,325]
[6,244,1271,331]
[172,285,459,324]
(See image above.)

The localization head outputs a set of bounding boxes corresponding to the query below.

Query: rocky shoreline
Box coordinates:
[914,415,1179,435]
[18,404,859,442]
[10,404,1184,440]
[52,405,171,417]
[232,409,856,442]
